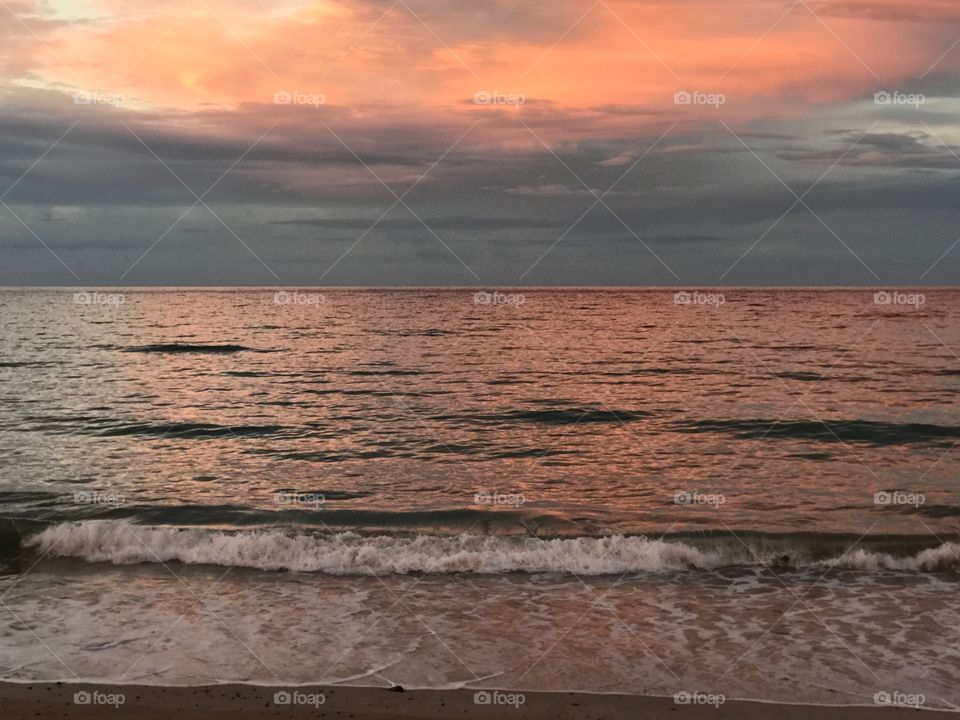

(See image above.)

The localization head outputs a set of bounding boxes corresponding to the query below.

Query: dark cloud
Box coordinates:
[777,131,960,169]
[804,1,960,22]
[1,84,959,285]
[271,216,564,230]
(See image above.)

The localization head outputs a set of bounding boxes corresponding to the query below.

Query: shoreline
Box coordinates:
[0,682,944,719]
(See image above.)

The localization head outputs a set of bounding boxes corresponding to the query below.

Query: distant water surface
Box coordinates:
[0,289,958,706]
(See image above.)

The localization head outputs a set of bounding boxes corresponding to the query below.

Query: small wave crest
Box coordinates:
[433,408,651,425]
[98,422,286,438]
[123,343,255,354]
[24,521,960,575]
[675,418,960,446]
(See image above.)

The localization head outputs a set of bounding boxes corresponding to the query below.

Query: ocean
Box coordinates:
[0,288,958,707]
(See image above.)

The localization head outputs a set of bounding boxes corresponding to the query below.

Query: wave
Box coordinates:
[774,371,823,382]
[0,519,23,561]
[433,408,652,425]
[24,521,960,575]
[122,343,256,354]
[271,488,370,501]
[0,361,57,368]
[347,369,434,377]
[675,418,960,446]
[97,421,286,439]
[0,416,288,439]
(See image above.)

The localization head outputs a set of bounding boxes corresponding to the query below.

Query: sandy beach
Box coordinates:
[0,682,941,719]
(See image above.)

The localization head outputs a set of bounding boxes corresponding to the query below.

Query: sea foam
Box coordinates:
[25,520,960,575]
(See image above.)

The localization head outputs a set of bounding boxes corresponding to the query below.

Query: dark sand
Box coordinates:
[0,682,940,719]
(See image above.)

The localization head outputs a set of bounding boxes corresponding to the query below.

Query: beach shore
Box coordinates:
[0,682,939,719]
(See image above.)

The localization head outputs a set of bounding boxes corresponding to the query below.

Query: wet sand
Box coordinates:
[0,682,939,719]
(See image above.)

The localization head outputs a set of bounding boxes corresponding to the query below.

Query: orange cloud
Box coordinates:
[8,0,960,137]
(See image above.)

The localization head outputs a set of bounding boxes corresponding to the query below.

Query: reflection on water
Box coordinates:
[1,288,959,707]
[1,288,957,536]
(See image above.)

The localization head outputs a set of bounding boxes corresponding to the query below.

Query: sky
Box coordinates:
[1,0,959,286]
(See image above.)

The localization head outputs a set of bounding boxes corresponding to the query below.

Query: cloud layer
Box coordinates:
[1,0,959,284]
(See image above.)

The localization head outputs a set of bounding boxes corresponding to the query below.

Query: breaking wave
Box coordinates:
[24,521,960,575]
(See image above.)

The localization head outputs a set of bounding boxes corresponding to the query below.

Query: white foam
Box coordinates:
[824,543,960,572]
[25,521,960,575]
[27,521,724,574]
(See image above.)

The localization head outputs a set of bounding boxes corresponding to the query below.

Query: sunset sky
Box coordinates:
[2,0,959,284]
